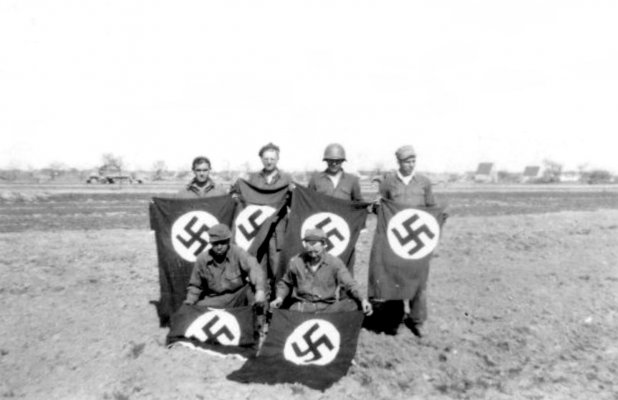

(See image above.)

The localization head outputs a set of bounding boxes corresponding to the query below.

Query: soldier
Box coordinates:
[307,143,364,202]
[230,143,294,295]
[183,224,267,308]
[376,145,439,337]
[177,156,225,198]
[270,228,372,315]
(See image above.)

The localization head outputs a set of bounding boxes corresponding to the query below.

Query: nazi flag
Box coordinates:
[368,199,445,300]
[167,305,256,359]
[279,185,368,277]
[227,309,364,391]
[150,196,237,326]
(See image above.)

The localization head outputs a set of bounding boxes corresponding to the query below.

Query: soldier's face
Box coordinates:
[210,240,230,256]
[193,162,211,183]
[325,159,343,174]
[303,240,325,259]
[398,156,416,176]
[261,150,279,172]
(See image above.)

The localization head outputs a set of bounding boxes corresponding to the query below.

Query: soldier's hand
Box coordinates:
[254,290,266,304]
[270,297,283,309]
[361,299,373,316]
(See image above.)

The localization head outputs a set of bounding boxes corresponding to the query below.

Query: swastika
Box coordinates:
[315,217,344,252]
[184,309,241,346]
[387,209,440,260]
[234,205,277,250]
[283,318,341,366]
[237,209,264,241]
[291,323,334,362]
[176,216,210,256]
[301,213,351,257]
[171,211,219,262]
[391,214,435,256]
[201,315,234,344]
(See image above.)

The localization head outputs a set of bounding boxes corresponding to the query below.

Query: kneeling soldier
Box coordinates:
[270,228,372,315]
[184,223,267,308]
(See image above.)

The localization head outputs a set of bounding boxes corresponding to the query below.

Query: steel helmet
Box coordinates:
[323,143,346,161]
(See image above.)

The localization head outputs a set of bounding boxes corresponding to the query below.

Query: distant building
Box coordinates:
[521,166,542,183]
[474,162,497,183]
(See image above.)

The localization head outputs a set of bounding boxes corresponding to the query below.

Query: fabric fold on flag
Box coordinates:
[227,309,364,391]
[150,195,237,326]
[232,179,290,259]
[167,304,257,359]
[368,199,445,300]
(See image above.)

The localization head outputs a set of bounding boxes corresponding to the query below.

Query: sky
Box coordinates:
[1,0,617,173]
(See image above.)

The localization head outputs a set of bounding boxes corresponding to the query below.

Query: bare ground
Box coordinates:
[1,209,617,399]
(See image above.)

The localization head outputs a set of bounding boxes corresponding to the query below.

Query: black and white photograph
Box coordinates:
[1,1,617,399]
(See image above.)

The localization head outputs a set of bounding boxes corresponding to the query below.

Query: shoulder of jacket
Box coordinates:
[415,174,432,184]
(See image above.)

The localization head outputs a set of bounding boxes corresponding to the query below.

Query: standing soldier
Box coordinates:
[377,145,438,337]
[230,143,294,294]
[177,156,225,198]
[307,143,365,280]
[307,143,364,202]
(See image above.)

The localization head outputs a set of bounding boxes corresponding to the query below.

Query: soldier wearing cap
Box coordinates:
[184,223,267,308]
[177,156,225,198]
[307,143,364,202]
[377,145,436,207]
[270,228,373,315]
[375,145,439,336]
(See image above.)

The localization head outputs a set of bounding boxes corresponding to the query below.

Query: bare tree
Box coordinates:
[542,159,563,183]
[152,160,168,181]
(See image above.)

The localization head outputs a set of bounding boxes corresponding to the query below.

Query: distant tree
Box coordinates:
[540,159,563,183]
[152,160,168,181]
[99,153,124,175]
[582,169,612,184]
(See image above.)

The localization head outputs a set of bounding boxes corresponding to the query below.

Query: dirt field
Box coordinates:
[1,185,617,399]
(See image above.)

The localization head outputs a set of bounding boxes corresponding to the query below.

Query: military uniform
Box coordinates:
[185,244,266,308]
[307,170,364,202]
[378,172,436,207]
[176,178,225,198]
[276,252,363,313]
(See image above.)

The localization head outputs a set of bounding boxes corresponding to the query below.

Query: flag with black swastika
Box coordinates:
[279,185,368,278]
[232,179,290,258]
[167,305,256,359]
[227,309,364,391]
[368,199,445,300]
[149,196,237,327]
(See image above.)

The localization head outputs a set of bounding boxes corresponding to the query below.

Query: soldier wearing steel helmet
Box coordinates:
[307,143,364,202]
[375,145,441,337]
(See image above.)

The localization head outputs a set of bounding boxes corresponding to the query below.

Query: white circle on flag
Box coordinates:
[283,319,341,366]
[184,309,241,346]
[234,205,277,250]
[171,211,219,262]
[387,209,440,260]
[301,213,350,256]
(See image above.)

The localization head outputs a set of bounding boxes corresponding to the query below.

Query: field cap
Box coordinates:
[395,145,416,160]
[302,228,327,242]
[208,223,232,243]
